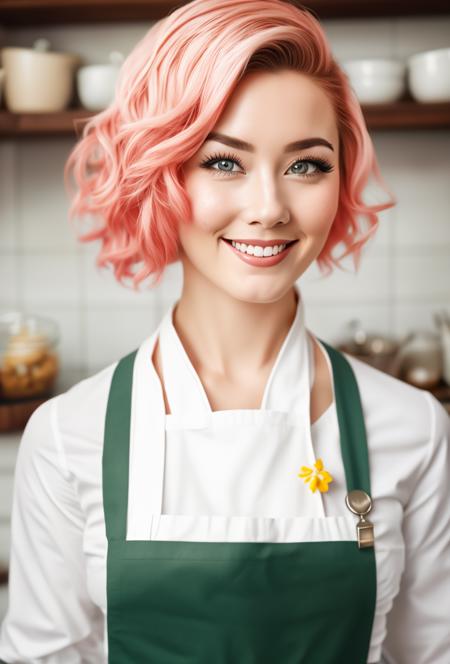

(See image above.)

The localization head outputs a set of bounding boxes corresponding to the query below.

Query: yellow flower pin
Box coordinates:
[298,458,333,493]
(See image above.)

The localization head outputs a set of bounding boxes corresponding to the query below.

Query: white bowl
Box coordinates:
[408,47,450,102]
[77,64,120,111]
[341,58,406,104]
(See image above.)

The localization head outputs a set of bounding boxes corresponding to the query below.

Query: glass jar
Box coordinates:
[0,312,59,400]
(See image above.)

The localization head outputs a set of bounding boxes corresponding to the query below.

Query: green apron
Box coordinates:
[103,340,377,663]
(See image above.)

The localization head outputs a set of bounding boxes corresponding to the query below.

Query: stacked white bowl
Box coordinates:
[407,47,450,102]
[340,58,406,104]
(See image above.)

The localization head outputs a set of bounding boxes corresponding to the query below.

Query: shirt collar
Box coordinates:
[157,284,313,423]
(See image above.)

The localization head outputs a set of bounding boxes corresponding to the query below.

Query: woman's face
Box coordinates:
[179,68,340,303]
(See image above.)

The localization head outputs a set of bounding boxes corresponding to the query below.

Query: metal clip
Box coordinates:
[345,489,374,549]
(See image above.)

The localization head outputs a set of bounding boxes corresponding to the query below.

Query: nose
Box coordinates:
[244,173,290,228]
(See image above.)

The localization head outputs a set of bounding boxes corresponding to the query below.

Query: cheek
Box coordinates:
[298,178,340,236]
[185,178,230,234]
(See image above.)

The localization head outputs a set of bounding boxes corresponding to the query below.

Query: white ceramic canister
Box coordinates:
[2,38,81,113]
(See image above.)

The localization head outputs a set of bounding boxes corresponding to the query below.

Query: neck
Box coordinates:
[172,267,299,383]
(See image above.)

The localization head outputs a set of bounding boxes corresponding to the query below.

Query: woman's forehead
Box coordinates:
[209,70,338,150]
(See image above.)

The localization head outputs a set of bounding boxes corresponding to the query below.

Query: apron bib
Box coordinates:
[103,340,377,663]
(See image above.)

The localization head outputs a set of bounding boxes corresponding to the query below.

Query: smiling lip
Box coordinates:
[221,238,297,247]
[220,237,298,267]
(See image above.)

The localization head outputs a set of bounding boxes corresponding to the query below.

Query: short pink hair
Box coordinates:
[64,0,396,289]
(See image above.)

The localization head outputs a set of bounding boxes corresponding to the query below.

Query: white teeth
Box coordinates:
[231,241,287,257]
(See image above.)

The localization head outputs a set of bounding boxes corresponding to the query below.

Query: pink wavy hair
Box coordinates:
[64,0,396,290]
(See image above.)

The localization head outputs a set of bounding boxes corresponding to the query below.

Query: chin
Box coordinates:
[216,277,297,305]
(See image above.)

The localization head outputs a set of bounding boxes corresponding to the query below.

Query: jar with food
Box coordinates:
[0,313,59,400]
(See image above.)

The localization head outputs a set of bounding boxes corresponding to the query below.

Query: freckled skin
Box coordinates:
[156,69,339,413]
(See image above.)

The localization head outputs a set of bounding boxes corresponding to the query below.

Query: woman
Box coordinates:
[1,0,449,662]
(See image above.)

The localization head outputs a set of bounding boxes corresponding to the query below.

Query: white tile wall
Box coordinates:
[324,18,398,61]
[0,15,449,379]
[21,251,81,305]
[3,22,152,67]
[0,254,19,307]
[0,142,18,252]
[85,303,164,369]
[393,16,450,59]
[374,131,450,248]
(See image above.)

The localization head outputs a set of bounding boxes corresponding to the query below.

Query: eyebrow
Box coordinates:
[204,131,334,153]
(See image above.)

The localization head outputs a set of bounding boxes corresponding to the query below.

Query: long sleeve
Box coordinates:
[381,393,450,664]
[0,397,105,663]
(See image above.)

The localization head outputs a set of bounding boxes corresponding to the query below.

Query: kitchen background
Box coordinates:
[1,2,450,620]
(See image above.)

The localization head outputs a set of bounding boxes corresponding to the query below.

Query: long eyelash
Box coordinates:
[199,151,334,177]
[200,151,244,172]
[298,154,334,175]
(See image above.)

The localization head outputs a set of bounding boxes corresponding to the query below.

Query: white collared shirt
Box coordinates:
[1,291,449,664]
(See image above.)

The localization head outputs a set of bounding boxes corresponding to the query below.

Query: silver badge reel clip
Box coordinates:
[345,490,375,549]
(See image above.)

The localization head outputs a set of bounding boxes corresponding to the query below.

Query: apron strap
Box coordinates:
[319,340,371,495]
[103,349,137,541]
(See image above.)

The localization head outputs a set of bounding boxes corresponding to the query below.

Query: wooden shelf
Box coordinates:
[0,394,51,432]
[0,0,449,25]
[0,566,8,586]
[361,99,450,130]
[1,100,450,138]
[0,108,93,137]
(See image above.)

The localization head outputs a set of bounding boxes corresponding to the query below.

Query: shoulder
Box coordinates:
[343,351,428,410]
[335,351,449,508]
[18,360,119,480]
[342,350,449,454]
[55,361,119,441]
